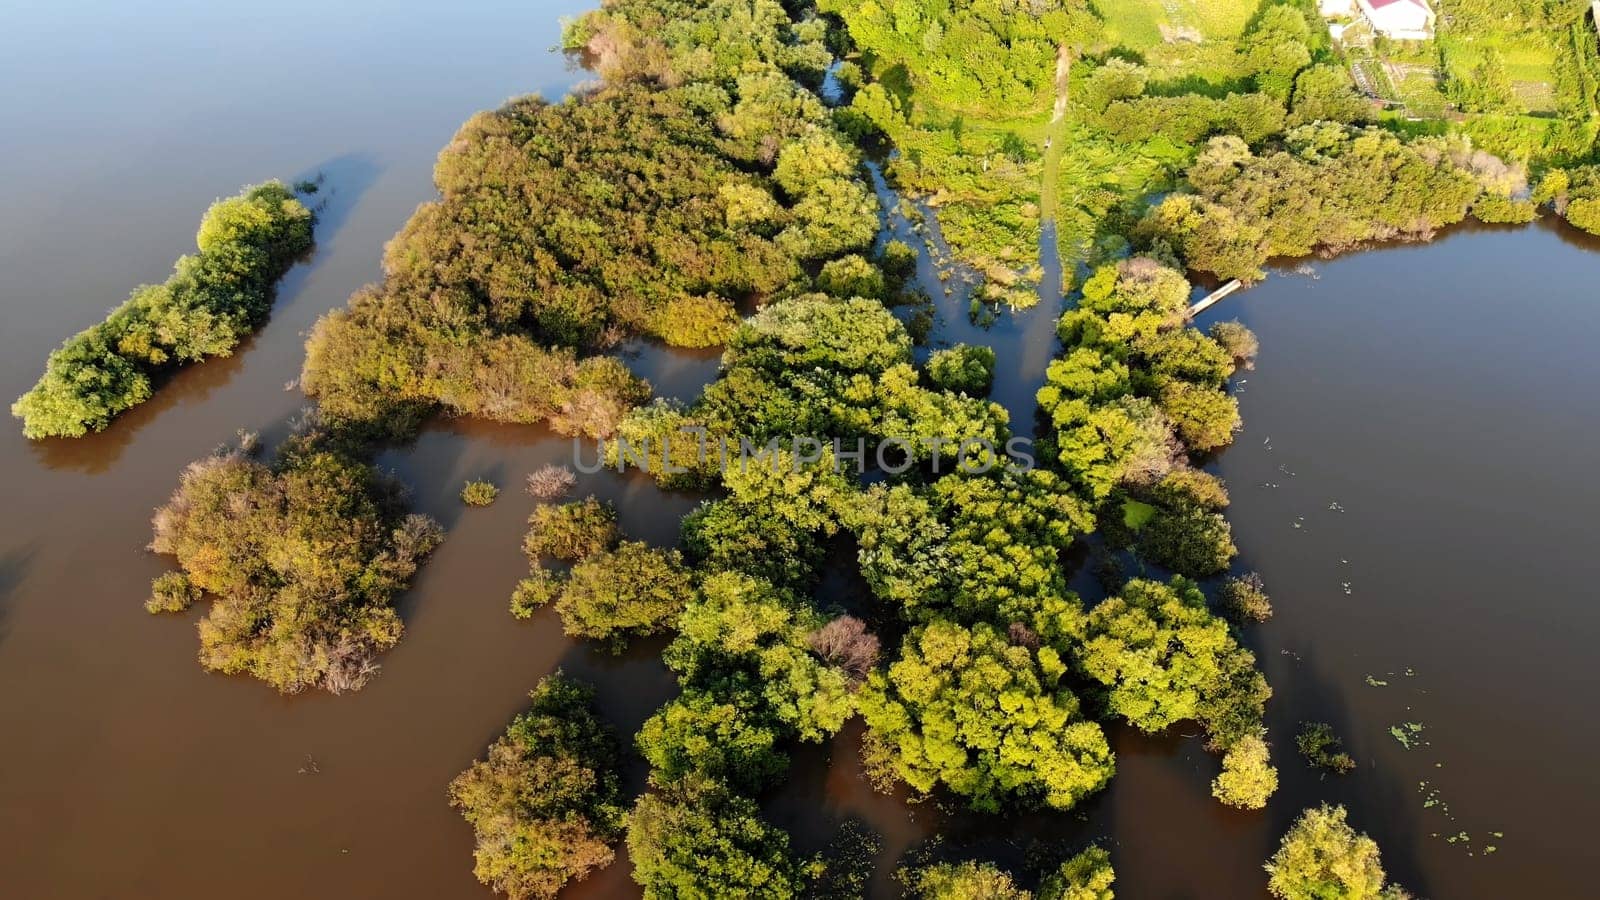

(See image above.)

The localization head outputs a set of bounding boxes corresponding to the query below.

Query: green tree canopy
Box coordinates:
[147,433,441,693]
[859,619,1114,812]
[448,674,624,899]
[626,775,807,900]
[1266,805,1408,900]
[1078,578,1269,751]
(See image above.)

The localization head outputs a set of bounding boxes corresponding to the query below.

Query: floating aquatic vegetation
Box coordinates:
[1390,722,1427,750]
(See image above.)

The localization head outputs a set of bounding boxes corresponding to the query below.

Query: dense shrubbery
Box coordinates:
[1034,257,1248,577]
[1094,91,1287,145]
[460,479,499,506]
[1212,735,1279,809]
[13,182,313,439]
[1557,165,1600,234]
[1040,846,1116,900]
[1221,571,1274,623]
[902,860,1030,900]
[147,431,442,693]
[521,498,618,562]
[854,469,1091,623]
[448,674,623,899]
[1267,805,1411,900]
[1141,127,1527,281]
[639,571,855,791]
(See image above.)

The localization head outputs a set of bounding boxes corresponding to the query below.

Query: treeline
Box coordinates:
[1140,125,1536,281]
[1535,163,1600,233]
[11,182,313,439]
[1080,56,1370,146]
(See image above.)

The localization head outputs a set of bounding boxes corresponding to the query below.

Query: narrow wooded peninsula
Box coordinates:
[11,182,313,439]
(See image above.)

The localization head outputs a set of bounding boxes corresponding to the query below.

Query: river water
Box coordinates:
[1,3,1596,898]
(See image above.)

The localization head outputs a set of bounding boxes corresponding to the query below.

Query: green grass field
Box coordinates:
[1098,0,1255,51]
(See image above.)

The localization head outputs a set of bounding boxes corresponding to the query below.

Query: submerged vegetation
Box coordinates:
[1298,722,1358,775]
[12,182,313,439]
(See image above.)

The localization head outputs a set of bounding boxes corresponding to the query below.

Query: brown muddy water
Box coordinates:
[1,3,1597,897]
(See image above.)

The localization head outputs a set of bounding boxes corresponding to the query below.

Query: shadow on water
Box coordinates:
[24,154,384,474]
[0,545,35,649]
[290,153,384,252]
[25,345,251,474]
[1264,643,1434,899]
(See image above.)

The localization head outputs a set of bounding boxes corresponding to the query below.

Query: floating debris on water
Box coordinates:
[1278,463,1296,476]
[1404,667,1416,677]
[1328,501,1345,513]
[1390,722,1427,750]
[1261,481,1280,489]
[1293,517,1305,530]
[297,754,320,775]
[1341,582,1352,594]
[1365,674,1389,687]
[1280,648,1302,662]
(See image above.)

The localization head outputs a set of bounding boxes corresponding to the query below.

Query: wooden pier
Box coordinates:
[1189,279,1242,318]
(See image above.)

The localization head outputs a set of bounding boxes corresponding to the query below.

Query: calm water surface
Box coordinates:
[1,2,1597,897]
